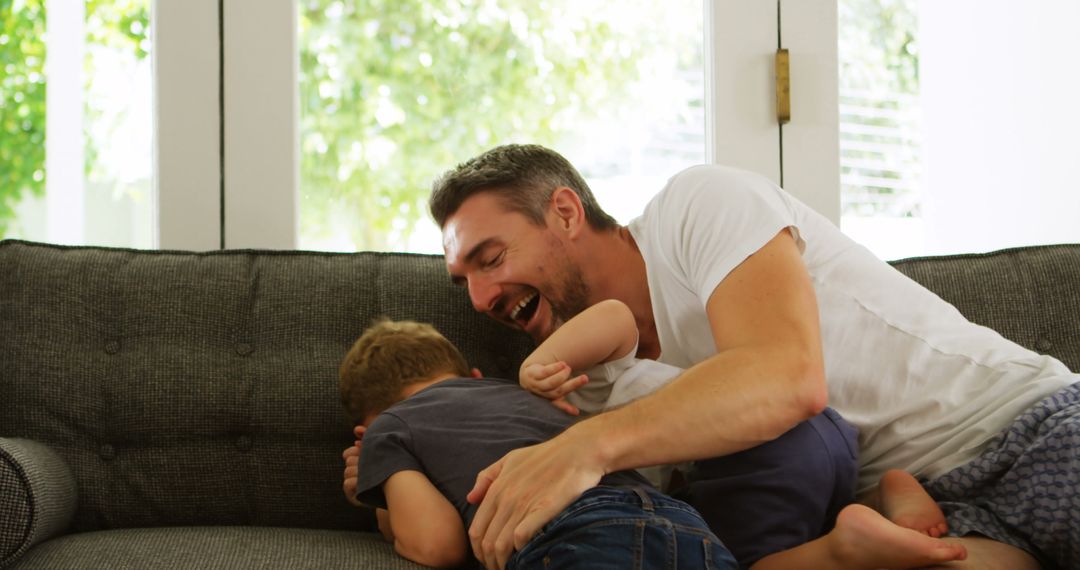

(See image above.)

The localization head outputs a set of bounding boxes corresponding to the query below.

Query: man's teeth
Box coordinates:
[510,293,537,321]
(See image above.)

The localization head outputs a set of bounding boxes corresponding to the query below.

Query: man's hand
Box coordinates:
[466,430,604,570]
[342,425,366,507]
[519,361,586,416]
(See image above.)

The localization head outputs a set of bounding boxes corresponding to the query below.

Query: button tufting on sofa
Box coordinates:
[0,239,535,569]
[235,435,253,453]
[98,444,116,461]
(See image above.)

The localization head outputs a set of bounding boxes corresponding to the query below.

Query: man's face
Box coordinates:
[442,192,591,342]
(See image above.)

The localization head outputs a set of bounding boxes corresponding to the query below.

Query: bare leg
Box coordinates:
[879,469,948,537]
[920,536,1041,570]
[751,504,967,569]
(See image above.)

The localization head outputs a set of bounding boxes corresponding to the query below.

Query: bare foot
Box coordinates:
[880,469,949,537]
[828,504,968,568]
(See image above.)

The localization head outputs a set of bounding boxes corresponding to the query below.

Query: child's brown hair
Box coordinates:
[339,319,470,423]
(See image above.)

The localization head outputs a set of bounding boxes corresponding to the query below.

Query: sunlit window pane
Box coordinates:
[0,0,153,248]
[837,0,924,260]
[298,0,704,253]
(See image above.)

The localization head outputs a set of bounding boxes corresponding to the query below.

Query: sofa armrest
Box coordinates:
[0,438,77,569]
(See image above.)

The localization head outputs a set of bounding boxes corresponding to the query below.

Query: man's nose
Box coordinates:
[467,274,501,314]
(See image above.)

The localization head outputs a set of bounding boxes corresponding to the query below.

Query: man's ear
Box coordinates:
[549,187,586,238]
[470,368,483,378]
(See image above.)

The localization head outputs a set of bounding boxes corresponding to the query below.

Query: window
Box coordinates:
[837,0,923,260]
[1,0,153,247]
[297,0,704,253]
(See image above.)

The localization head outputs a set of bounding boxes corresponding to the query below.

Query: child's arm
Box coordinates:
[382,470,468,568]
[519,299,638,402]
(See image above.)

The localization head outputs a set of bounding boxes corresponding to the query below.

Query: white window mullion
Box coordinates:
[704,0,781,185]
[44,0,85,245]
[223,0,298,250]
[154,0,222,250]
[779,0,840,224]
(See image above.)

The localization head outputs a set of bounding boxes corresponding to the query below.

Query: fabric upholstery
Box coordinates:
[8,527,424,569]
[1,238,1076,568]
[890,244,1080,372]
[0,240,533,534]
[0,438,77,569]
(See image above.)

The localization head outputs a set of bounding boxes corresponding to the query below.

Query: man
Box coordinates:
[345,144,1078,569]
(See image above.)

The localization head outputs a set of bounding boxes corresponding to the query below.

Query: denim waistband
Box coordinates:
[549,485,701,527]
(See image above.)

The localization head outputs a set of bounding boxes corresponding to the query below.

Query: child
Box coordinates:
[518,298,967,569]
[340,318,966,569]
[339,318,738,569]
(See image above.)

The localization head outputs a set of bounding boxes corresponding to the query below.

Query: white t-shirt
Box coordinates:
[568,348,681,414]
[627,164,1078,495]
[570,350,690,489]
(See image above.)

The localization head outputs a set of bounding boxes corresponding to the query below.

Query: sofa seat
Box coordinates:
[8,527,425,569]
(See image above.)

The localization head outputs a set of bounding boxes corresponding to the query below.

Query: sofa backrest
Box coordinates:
[2,240,1078,533]
[0,240,534,533]
[889,243,1080,372]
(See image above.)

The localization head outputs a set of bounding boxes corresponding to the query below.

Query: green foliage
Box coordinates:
[83,0,149,186]
[298,0,642,250]
[838,0,921,218]
[839,0,919,94]
[86,0,150,59]
[2,0,678,247]
[0,0,47,235]
[0,0,148,237]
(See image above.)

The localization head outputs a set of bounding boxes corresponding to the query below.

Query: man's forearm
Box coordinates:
[577,229,828,472]
[568,343,826,473]
[521,299,637,373]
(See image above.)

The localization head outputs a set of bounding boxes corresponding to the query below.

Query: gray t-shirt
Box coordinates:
[356,377,648,529]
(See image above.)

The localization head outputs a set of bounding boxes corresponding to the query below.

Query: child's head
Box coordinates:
[339,319,470,424]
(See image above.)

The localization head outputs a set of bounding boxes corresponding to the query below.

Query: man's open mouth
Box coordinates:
[509,292,541,326]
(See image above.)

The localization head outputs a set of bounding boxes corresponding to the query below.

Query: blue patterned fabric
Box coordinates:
[924,381,1080,569]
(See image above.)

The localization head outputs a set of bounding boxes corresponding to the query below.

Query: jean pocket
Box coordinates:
[702,536,738,570]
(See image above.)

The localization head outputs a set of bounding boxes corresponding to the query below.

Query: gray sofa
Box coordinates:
[2,239,1078,569]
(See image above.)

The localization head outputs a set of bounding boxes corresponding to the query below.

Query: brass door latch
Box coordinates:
[776,48,791,125]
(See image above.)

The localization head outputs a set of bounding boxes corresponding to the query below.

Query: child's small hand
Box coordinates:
[520,361,587,415]
[342,425,366,507]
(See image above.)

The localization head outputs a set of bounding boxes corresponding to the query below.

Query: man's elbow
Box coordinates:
[789,350,828,419]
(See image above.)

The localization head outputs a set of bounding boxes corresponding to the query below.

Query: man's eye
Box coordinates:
[484,251,505,268]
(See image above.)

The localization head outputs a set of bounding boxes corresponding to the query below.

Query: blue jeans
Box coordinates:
[507,486,737,570]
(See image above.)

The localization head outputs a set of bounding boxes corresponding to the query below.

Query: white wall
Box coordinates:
[919,0,1080,253]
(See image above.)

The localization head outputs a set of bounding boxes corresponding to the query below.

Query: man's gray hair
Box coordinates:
[429,144,618,230]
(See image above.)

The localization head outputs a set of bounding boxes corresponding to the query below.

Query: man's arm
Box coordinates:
[383,470,468,568]
[519,298,638,403]
[598,228,826,464]
[466,230,826,568]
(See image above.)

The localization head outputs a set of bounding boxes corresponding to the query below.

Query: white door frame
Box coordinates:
[706,0,840,224]
[156,0,839,251]
[154,0,223,250]
[222,0,298,250]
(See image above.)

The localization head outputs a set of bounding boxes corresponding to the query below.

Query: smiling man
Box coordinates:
[346,144,1079,570]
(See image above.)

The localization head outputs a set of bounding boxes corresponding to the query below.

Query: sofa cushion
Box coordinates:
[890,243,1080,372]
[0,438,77,569]
[0,240,534,533]
[5,527,424,570]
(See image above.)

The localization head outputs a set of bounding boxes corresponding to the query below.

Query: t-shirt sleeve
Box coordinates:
[354,413,422,509]
[655,166,803,304]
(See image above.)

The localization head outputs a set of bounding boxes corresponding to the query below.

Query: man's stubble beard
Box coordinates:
[548,259,591,327]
